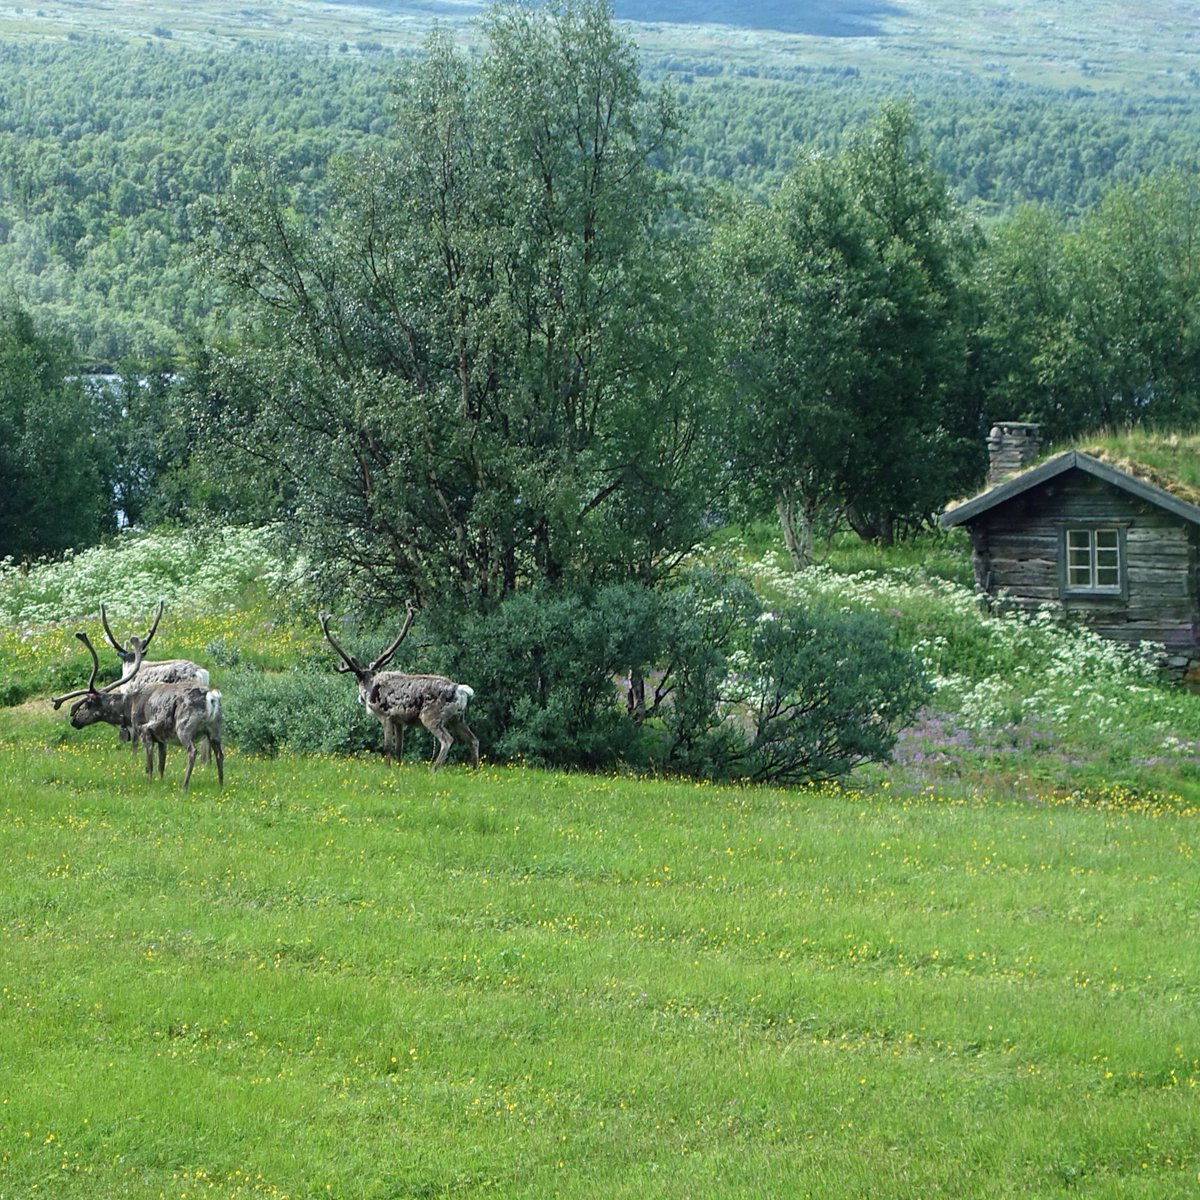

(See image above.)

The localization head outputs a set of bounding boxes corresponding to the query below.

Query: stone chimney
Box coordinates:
[987,421,1041,488]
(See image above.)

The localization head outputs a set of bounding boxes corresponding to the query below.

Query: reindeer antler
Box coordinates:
[101,599,164,663]
[318,611,364,677]
[51,631,101,709]
[370,600,418,672]
[51,629,146,709]
[319,602,418,677]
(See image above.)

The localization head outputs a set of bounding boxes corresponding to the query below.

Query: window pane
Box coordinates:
[1095,529,1120,587]
[1065,527,1121,590]
[1067,529,1092,587]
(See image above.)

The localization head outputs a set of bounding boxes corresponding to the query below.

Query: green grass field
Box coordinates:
[2,699,1198,1198]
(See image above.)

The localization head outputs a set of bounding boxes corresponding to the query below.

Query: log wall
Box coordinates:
[972,471,1200,650]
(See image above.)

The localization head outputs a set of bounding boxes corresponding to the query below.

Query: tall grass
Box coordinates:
[1,708,1197,1198]
[3,528,1200,1195]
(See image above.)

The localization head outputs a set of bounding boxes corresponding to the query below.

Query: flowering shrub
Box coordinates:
[739,550,1200,792]
[0,526,320,703]
[0,525,303,626]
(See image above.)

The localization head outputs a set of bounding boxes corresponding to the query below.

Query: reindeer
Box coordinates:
[319,603,479,770]
[52,631,224,792]
[134,679,225,792]
[100,600,212,757]
[101,600,210,690]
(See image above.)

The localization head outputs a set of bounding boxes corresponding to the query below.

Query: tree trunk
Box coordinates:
[845,502,894,547]
[776,492,814,569]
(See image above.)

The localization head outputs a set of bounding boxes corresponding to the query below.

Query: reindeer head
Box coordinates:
[318,602,418,703]
[101,599,164,667]
[52,631,144,729]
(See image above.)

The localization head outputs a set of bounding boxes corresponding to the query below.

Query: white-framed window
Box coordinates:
[1065,526,1123,592]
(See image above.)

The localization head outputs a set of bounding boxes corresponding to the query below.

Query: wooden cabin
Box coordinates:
[941,423,1200,667]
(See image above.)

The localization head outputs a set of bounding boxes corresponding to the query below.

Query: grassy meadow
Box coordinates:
[2,527,1200,1197]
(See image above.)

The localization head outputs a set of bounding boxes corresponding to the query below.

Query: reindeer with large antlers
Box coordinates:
[101,600,210,690]
[52,630,224,792]
[319,603,479,770]
[51,630,144,732]
[100,599,213,760]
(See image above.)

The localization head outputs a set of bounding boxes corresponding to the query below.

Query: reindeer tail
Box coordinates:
[456,684,475,708]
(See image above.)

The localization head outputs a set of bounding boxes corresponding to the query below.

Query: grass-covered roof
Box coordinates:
[1054,428,1200,507]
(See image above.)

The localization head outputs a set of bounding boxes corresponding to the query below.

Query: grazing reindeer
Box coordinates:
[101,600,210,690]
[134,679,225,792]
[101,600,212,759]
[319,603,479,770]
[52,631,224,792]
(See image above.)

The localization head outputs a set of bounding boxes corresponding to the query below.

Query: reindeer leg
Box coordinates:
[142,732,155,779]
[181,739,196,792]
[421,712,454,770]
[448,716,480,768]
[432,729,453,770]
[212,738,224,787]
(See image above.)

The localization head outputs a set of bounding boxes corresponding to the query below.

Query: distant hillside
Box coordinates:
[329,0,901,36]
[3,1,1196,95]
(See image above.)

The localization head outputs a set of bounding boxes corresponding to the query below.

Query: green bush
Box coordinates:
[733,605,933,783]
[440,584,662,769]
[221,665,379,758]
[644,568,762,779]
[430,571,927,783]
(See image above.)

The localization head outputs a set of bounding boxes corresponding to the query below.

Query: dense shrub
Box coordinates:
[732,605,933,783]
[439,584,663,769]
[643,568,763,778]
[429,570,928,782]
[221,665,378,758]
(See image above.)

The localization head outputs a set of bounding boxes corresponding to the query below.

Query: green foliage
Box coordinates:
[674,72,1200,210]
[644,567,762,778]
[1,11,1200,375]
[713,103,984,556]
[741,547,1200,796]
[440,584,657,768]
[8,521,1200,802]
[0,525,314,704]
[0,39,394,364]
[0,302,114,559]
[735,604,933,784]
[197,1,721,609]
[431,568,928,783]
[978,172,1200,439]
[222,663,379,758]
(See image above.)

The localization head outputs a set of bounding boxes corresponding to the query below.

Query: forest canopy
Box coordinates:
[4,0,1200,780]
[2,1,1200,570]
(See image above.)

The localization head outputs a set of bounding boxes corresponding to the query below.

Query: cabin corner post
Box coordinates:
[967,524,992,594]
